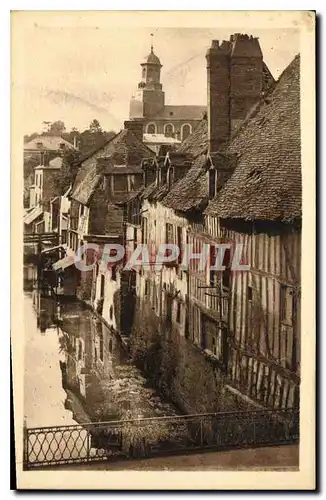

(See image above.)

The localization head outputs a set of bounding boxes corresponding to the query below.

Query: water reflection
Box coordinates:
[58,300,180,423]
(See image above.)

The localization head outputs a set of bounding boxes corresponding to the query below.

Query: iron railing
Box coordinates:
[23,409,299,468]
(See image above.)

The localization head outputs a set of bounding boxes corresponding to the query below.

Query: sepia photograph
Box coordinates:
[11,10,315,490]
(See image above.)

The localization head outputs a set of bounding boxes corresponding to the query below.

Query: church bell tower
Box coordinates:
[129,36,165,120]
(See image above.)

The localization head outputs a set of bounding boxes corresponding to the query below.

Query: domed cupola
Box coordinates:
[142,47,162,67]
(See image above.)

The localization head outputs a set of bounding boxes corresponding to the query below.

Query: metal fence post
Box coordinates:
[23,418,28,469]
[86,431,90,462]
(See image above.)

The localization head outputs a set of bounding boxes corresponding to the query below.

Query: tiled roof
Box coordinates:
[24,135,75,151]
[153,105,207,121]
[71,129,154,205]
[178,118,208,157]
[163,155,208,212]
[205,55,301,221]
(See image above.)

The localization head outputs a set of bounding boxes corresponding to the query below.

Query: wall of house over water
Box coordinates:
[128,201,253,414]
[205,218,301,410]
[131,294,253,414]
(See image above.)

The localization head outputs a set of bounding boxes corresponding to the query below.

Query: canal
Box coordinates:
[24,288,181,430]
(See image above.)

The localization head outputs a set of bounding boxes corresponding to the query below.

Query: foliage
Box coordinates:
[92,361,187,455]
[89,119,102,134]
[57,149,82,195]
[48,120,66,135]
[58,332,74,355]
[24,119,116,157]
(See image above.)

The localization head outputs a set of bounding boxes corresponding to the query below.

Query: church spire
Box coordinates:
[150,33,154,52]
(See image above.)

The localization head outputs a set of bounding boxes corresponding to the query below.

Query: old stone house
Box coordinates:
[125,36,301,413]
[24,156,65,234]
[60,121,154,312]
[53,33,301,416]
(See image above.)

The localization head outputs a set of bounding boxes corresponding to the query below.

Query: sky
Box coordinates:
[18,26,300,135]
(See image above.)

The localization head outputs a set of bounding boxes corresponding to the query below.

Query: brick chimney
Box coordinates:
[124,120,144,142]
[206,40,231,153]
[206,34,263,152]
[229,34,263,134]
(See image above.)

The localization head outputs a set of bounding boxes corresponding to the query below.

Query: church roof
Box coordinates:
[153,105,207,121]
[142,48,162,66]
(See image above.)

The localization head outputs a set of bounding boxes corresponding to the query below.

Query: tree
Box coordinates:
[58,149,81,195]
[89,119,102,134]
[48,120,66,136]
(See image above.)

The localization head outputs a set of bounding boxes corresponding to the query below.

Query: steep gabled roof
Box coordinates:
[205,55,301,221]
[163,155,208,212]
[178,118,208,157]
[71,129,154,205]
[24,135,74,151]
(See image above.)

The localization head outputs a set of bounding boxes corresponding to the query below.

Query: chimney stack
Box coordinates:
[124,120,144,142]
[206,40,231,153]
[206,34,263,153]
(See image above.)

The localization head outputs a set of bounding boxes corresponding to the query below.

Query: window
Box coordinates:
[176,301,181,323]
[109,306,113,321]
[111,265,117,281]
[181,124,192,140]
[142,217,148,244]
[146,123,156,134]
[280,285,293,325]
[113,175,128,193]
[164,123,174,137]
[177,226,182,264]
[133,227,137,250]
[222,248,231,289]
[144,280,150,296]
[100,274,105,298]
[109,339,113,353]
[248,286,253,302]
[144,168,156,187]
[36,142,43,148]
[201,314,224,362]
[59,143,66,150]
[209,169,216,199]
[130,175,142,191]
[165,223,174,245]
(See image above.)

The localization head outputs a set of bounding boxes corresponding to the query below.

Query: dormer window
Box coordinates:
[36,142,43,148]
[59,143,66,150]
[209,168,217,199]
[113,175,128,193]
